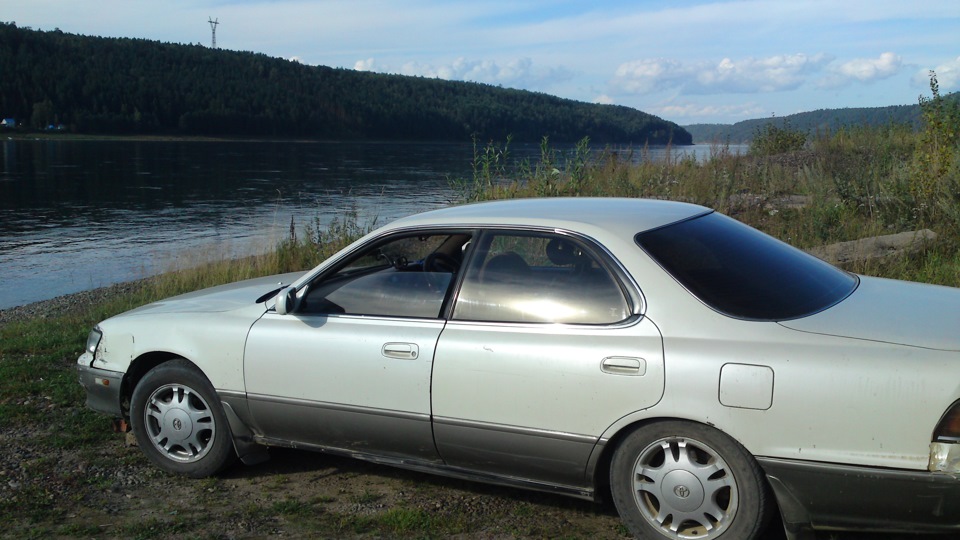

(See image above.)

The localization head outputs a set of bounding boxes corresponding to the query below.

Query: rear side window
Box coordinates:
[452,232,631,324]
[636,212,857,320]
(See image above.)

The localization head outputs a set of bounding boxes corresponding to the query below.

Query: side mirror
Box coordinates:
[274,287,298,315]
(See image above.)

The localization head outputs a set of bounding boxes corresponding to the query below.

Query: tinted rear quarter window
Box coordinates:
[635,212,857,320]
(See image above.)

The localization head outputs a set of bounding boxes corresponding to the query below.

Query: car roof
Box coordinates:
[386,197,711,234]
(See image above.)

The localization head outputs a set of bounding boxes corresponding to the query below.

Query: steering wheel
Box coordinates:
[424,252,460,273]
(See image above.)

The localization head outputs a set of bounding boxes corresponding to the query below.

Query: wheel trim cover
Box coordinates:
[632,437,739,539]
[143,383,216,463]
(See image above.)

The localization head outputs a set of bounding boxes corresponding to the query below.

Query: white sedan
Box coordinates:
[78,197,960,540]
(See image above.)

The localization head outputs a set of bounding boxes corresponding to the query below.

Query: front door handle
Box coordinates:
[382,342,419,360]
[600,356,646,376]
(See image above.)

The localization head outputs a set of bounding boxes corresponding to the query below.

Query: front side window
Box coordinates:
[636,212,857,320]
[452,232,631,324]
[300,233,470,318]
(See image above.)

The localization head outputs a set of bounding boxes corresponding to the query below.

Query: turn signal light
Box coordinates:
[934,401,960,442]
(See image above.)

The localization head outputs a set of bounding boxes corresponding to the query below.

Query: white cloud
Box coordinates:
[819,52,902,88]
[913,56,960,92]
[650,102,768,122]
[612,59,689,94]
[838,52,902,81]
[700,54,832,93]
[611,54,833,96]
[594,94,614,105]
[354,58,376,71]
[399,57,535,85]
[357,56,573,90]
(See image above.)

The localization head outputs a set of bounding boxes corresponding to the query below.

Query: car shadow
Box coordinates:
[220,446,957,539]
[213,446,890,540]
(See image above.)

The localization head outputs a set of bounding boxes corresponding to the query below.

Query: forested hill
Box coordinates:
[683,98,957,144]
[0,23,690,144]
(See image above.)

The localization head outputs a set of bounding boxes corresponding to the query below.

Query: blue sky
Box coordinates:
[3,0,959,124]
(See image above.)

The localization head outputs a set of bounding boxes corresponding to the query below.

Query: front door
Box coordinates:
[244,231,471,461]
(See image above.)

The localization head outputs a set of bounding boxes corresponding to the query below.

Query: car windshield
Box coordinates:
[635,212,857,320]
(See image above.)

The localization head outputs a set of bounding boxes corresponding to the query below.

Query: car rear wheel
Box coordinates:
[610,421,772,539]
[130,359,235,477]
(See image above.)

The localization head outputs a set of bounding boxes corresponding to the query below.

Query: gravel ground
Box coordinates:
[0,280,148,328]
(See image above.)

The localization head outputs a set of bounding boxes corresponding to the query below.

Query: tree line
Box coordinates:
[684,97,959,144]
[0,22,691,144]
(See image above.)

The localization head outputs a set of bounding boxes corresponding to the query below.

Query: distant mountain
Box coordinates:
[0,22,690,144]
[682,99,958,144]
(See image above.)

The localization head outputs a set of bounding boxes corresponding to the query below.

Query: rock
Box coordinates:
[806,229,937,265]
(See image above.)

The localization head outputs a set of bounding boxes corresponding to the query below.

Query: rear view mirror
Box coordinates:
[274,287,298,315]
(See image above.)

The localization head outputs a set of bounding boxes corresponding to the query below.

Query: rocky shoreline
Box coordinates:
[0,280,148,328]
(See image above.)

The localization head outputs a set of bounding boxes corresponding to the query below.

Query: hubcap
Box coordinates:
[143,383,215,463]
[632,437,738,539]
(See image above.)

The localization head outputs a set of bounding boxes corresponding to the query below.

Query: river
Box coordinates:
[0,139,732,309]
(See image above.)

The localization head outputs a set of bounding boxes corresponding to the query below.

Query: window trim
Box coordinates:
[295,228,476,320]
[447,227,643,327]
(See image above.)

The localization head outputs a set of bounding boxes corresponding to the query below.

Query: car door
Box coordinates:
[431,231,665,487]
[244,232,471,461]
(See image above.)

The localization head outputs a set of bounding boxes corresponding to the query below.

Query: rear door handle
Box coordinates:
[382,342,419,360]
[600,356,646,376]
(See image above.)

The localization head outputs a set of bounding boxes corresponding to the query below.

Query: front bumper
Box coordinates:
[760,456,960,536]
[77,353,124,417]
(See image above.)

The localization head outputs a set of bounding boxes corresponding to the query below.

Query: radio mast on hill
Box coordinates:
[208,17,219,48]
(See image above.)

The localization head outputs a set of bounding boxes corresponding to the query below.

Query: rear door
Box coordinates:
[431,231,665,487]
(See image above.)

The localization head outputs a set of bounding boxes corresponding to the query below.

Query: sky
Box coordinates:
[3,0,959,125]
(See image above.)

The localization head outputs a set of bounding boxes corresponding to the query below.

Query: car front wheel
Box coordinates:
[610,420,772,540]
[130,359,235,477]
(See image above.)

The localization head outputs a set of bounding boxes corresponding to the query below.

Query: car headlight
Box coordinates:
[85,326,103,356]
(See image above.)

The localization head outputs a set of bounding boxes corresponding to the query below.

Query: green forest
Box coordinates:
[0,22,689,144]
[684,96,959,143]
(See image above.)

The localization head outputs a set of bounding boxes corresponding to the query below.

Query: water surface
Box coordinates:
[0,139,730,309]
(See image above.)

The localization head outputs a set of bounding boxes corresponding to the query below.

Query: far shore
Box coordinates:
[2,131,701,145]
[3,131,360,144]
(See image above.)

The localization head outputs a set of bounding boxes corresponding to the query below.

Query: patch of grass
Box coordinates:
[352,489,385,505]
[272,497,317,517]
[58,523,106,536]
[513,502,534,517]
[117,516,199,540]
[0,483,59,524]
[265,474,289,490]
[377,507,442,534]
[321,506,461,537]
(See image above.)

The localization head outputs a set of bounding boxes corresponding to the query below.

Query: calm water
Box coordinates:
[0,140,729,309]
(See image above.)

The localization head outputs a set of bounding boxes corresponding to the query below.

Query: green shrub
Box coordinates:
[750,119,807,156]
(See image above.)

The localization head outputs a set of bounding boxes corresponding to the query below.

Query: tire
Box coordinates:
[609,420,772,540]
[130,359,236,478]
